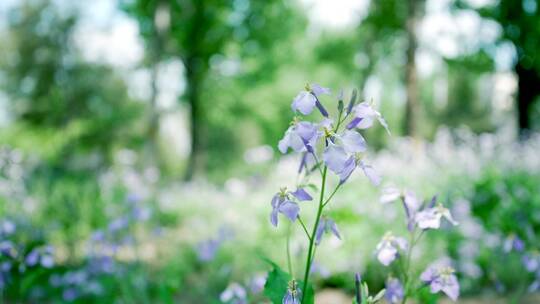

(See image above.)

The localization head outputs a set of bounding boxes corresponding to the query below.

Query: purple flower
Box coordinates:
[359,161,381,186]
[415,203,458,230]
[385,278,404,304]
[314,217,341,245]
[421,265,460,301]
[311,84,331,96]
[322,143,349,174]
[220,282,247,304]
[249,274,266,294]
[380,187,401,204]
[290,188,313,201]
[1,220,15,235]
[0,241,14,258]
[25,249,40,266]
[196,239,221,262]
[503,235,525,253]
[283,280,301,304]
[340,130,367,154]
[270,187,312,227]
[522,253,540,272]
[346,102,390,134]
[278,121,319,154]
[375,232,408,266]
[291,84,331,116]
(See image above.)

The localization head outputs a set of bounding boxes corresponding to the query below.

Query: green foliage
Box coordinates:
[471,169,540,238]
[264,262,314,304]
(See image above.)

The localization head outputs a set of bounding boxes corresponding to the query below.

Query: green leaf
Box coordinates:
[264,262,291,304]
[263,261,315,304]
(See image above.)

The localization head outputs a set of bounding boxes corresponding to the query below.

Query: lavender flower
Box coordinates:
[278,121,319,154]
[322,137,379,185]
[270,187,312,227]
[196,239,221,262]
[346,101,390,134]
[522,252,540,272]
[25,249,40,266]
[385,278,404,304]
[415,203,458,230]
[249,274,266,294]
[291,84,331,116]
[420,265,460,301]
[220,282,247,304]
[314,217,341,245]
[503,235,525,253]
[375,232,408,266]
[283,280,301,304]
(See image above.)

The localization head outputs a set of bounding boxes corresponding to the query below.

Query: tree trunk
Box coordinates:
[516,62,540,137]
[183,57,205,181]
[403,0,422,137]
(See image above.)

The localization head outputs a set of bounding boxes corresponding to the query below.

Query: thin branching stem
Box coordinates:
[300,166,328,304]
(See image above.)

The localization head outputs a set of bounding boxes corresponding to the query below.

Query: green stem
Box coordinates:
[301,166,328,304]
[287,223,293,276]
[298,216,312,241]
[322,184,341,208]
[401,229,418,304]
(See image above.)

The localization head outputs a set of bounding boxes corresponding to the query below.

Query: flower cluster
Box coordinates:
[374,188,459,302]
[268,83,389,304]
[0,219,55,290]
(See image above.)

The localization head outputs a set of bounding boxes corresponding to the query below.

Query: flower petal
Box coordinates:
[291,188,312,201]
[341,130,367,154]
[292,91,317,115]
[360,161,381,186]
[323,144,349,174]
[278,200,300,222]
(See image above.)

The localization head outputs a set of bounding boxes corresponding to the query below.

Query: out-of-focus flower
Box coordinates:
[283,280,301,304]
[314,217,341,245]
[420,265,460,301]
[415,203,458,230]
[385,278,404,304]
[220,282,247,304]
[25,249,40,266]
[196,239,221,262]
[0,220,15,235]
[522,252,540,272]
[503,235,525,253]
[346,101,390,134]
[249,273,266,294]
[375,232,408,266]
[278,121,319,154]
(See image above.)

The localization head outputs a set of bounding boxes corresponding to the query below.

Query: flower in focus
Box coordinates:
[314,217,341,245]
[415,203,458,230]
[220,282,247,304]
[270,187,312,227]
[420,265,460,301]
[346,101,390,134]
[385,277,404,304]
[322,134,379,185]
[278,121,319,154]
[375,232,408,266]
[283,280,302,304]
[291,83,331,116]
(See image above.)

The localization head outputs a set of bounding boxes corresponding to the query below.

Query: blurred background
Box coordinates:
[0,0,539,302]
